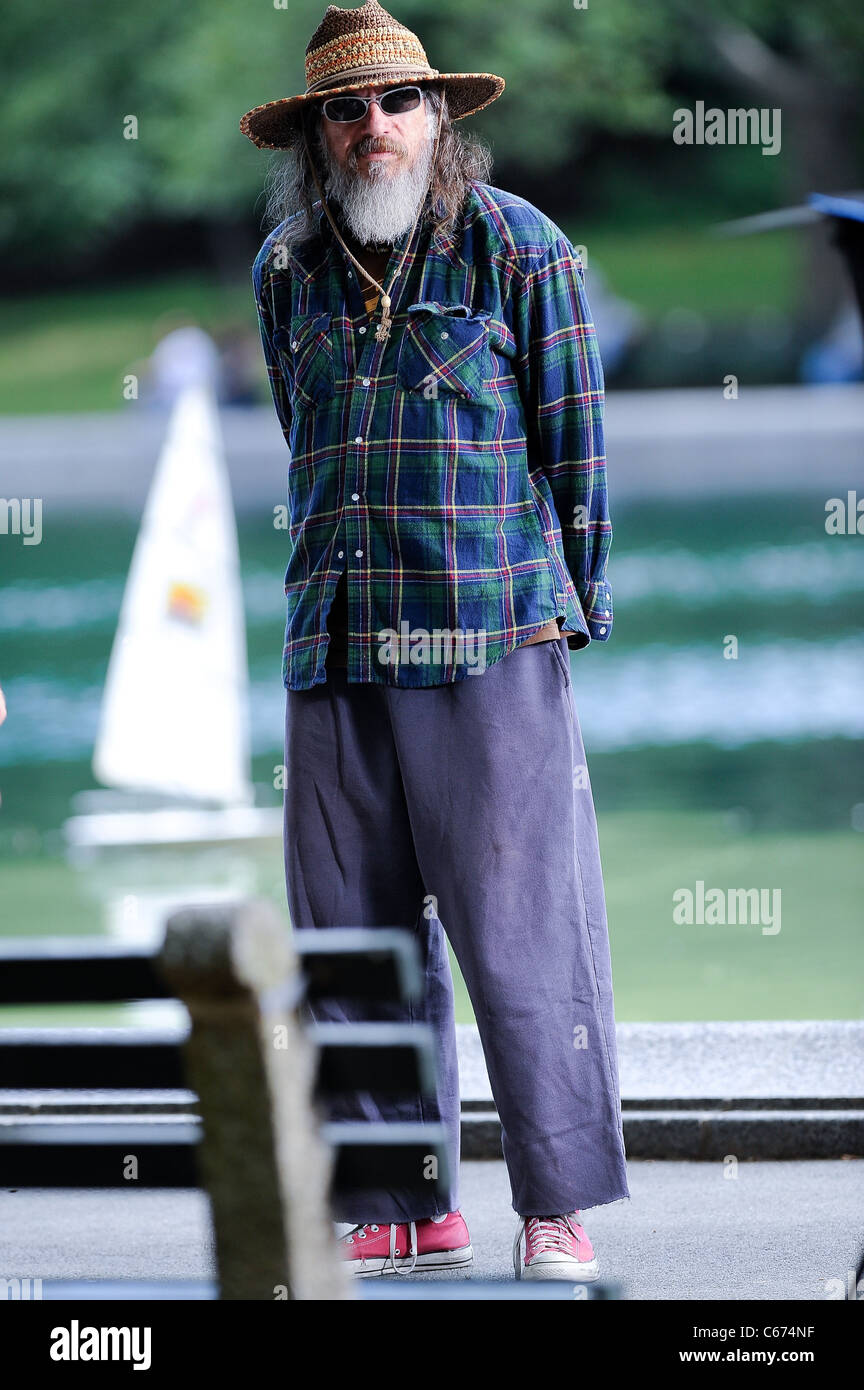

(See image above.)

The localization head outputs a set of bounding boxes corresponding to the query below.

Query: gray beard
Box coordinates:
[320,111,436,247]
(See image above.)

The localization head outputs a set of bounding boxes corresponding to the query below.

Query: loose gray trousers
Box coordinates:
[282,635,630,1222]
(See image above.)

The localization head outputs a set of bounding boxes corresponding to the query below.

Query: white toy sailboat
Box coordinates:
[64,381,281,856]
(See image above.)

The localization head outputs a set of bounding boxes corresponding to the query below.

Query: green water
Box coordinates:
[1,496,862,1022]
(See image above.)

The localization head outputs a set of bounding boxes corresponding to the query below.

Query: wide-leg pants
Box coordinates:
[282,636,630,1223]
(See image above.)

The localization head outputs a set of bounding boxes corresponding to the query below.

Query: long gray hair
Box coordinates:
[261,86,492,249]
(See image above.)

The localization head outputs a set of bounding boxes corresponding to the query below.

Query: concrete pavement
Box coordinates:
[3,1159,862,1300]
[3,385,863,514]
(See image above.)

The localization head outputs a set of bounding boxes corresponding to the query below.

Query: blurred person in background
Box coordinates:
[146,311,220,407]
[214,324,263,405]
[242,0,628,1282]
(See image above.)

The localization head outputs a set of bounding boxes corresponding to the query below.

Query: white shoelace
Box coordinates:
[342,1221,419,1276]
[512,1213,583,1279]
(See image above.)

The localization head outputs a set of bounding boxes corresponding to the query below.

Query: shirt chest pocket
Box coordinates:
[397,302,493,401]
[273,311,335,408]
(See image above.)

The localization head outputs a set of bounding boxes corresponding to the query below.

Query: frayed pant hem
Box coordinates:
[513,1189,631,1219]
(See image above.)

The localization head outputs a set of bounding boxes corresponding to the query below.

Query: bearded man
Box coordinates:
[241,0,629,1283]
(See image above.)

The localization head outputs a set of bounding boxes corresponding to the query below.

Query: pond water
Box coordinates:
[1,495,861,1020]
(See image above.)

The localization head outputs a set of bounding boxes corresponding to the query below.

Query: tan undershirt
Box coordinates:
[326,242,571,667]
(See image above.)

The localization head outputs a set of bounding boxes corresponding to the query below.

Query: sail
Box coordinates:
[93,382,253,806]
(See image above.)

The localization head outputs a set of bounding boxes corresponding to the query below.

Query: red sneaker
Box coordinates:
[513,1211,600,1281]
[340,1211,473,1278]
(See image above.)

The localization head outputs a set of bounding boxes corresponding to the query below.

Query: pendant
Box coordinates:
[375,294,393,343]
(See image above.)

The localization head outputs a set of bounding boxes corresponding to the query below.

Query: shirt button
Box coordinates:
[359,326,367,335]
[362,377,371,386]
[605,609,611,616]
[351,492,360,501]
[441,331,449,340]
[291,340,299,351]
[337,550,344,559]
[355,549,364,558]
[354,436,364,444]
[599,625,607,634]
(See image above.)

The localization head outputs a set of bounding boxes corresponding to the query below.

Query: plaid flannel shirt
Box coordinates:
[252,180,613,690]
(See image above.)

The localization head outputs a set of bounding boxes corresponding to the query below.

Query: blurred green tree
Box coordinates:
[0,0,861,321]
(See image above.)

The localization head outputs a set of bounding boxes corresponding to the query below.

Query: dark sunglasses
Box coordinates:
[321,85,424,124]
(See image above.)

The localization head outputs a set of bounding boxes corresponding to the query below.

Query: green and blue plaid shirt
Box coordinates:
[252,180,613,690]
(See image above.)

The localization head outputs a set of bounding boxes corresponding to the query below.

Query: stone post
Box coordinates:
[158,898,354,1301]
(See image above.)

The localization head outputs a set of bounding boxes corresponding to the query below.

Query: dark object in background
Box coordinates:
[716,191,864,383]
[809,194,864,327]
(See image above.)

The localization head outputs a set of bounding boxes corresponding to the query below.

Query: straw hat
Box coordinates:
[239,0,505,150]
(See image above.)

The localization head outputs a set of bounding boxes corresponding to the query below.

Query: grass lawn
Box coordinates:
[1,810,859,1027]
[0,273,252,416]
[0,224,797,414]
[578,223,796,318]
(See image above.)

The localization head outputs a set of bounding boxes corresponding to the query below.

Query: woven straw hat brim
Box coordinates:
[239,72,504,150]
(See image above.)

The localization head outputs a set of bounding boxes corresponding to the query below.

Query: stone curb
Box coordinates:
[461,1109,864,1161]
[457,1021,864,1160]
